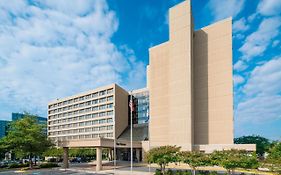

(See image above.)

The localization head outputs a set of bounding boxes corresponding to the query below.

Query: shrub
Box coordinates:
[39,163,59,168]
[8,163,29,168]
[155,169,162,175]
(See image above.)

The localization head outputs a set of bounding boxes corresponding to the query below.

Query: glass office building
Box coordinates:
[130,88,149,125]
[0,120,10,138]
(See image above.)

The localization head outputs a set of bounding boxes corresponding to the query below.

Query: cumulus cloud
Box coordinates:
[234,60,248,71]
[239,17,281,60]
[0,0,146,119]
[236,57,281,123]
[243,57,281,96]
[206,0,245,21]
[257,0,281,16]
[233,17,249,33]
[236,95,281,123]
[233,74,245,86]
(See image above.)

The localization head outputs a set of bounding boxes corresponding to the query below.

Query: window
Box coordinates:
[107,89,113,94]
[107,118,113,123]
[99,90,106,96]
[92,120,98,125]
[107,133,113,137]
[79,122,85,126]
[99,112,106,117]
[99,105,106,110]
[92,113,98,118]
[92,99,98,105]
[85,128,91,132]
[92,106,98,111]
[99,98,106,103]
[92,92,98,98]
[107,111,113,116]
[107,103,113,109]
[92,134,98,138]
[107,96,113,101]
[92,127,99,131]
[99,119,106,124]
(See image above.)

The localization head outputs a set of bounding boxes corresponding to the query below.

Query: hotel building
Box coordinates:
[47,0,255,171]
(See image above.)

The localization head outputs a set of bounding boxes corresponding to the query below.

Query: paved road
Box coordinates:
[0,168,108,175]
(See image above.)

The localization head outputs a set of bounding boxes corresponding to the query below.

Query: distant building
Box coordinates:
[12,113,47,124]
[0,120,10,139]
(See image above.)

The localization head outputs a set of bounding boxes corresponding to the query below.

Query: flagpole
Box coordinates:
[148,108,151,173]
[113,105,116,174]
[130,93,133,174]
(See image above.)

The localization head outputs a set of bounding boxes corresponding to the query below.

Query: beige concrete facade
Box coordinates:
[47,84,128,142]
[148,0,194,150]
[147,0,254,152]
[193,18,234,145]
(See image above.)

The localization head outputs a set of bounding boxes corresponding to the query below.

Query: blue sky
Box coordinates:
[0,0,280,140]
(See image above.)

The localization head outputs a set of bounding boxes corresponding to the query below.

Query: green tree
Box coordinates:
[180,151,211,175]
[3,114,53,168]
[210,149,258,174]
[43,147,63,160]
[234,135,270,156]
[267,142,281,170]
[145,145,180,174]
[69,148,96,161]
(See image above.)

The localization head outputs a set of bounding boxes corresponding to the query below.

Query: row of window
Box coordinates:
[48,103,114,120]
[49,88,114,109]
[49,96,114,114]
[49,125,113,135]
[49,110,114,122]
[48,118,113,129]
[50,132,113,141]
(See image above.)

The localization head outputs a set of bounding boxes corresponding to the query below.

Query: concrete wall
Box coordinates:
[193,18,234,145]
[148,0,234,150]
[148,0,193,151]
[114,84,129,138]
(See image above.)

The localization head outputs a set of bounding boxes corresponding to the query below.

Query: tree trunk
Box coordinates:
[192,168,196,175]
[34,156,37,166]
[29,154,33,169]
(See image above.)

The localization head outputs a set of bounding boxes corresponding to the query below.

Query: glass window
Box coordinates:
[107,89,113,94]
[92,92,98,98]
[99,105,106,110]
[107,96,113,101]
[92,106,98,111]
[99,98,106,103]
[99,90,106,96]
[107,103,113,109]
[99,112,106,117]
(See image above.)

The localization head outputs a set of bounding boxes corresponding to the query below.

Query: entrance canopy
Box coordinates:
[57,137,142,149]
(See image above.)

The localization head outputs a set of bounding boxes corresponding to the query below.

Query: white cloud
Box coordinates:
[243,57,281,96]
[236,95,281,123]
[0,0,146,118]
[272,40,280,47]
[233,17,249,33]
[257,0,281,16]
[236,57,281,123]
[239,17,281,60]
[206,0,245,21]
[234,60,248,71]
[233,74,245,85]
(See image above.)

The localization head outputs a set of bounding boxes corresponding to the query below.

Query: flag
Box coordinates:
[129,99,134,111]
